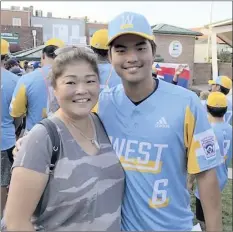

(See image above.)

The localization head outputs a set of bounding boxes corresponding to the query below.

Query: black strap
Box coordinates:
[39,118,60,171]
[15,116,26,137]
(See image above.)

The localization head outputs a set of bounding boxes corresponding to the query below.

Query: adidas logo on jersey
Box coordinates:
[155,117,170,128]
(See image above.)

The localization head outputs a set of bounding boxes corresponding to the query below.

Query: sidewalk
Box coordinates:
[228,168,232,179]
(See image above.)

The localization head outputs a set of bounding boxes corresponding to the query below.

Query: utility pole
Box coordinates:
[206,1,214,63]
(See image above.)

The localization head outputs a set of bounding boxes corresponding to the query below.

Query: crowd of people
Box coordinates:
[2,50,41,77]
[1,11,232,231]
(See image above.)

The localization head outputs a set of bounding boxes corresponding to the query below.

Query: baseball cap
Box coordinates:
[107,11,154,45]
[1,39,10,55]
[45,38,65,48]
[207,92,228,108]
[10,67,23,75]
[33,61,41,69]
[5,58,18,66]
[91,29,108,50]
[208,76,232,90]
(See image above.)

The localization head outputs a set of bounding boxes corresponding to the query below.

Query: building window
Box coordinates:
[33,24,43,28]
[12,18,21,26]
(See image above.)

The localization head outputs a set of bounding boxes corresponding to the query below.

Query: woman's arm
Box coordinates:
[4,124,53,231]
[5,168,48,231]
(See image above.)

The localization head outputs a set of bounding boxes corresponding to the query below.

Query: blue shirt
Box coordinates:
[10,66,50,131]
[225,100,232,124]
[195,121,232,198]
[1,68,18,150]
[98,79,221,231]
[98,63,121,91]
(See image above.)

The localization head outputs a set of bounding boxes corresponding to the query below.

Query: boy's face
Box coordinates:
[109,34,154,84]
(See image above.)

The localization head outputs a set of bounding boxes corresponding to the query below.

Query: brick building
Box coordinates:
[1,8,31,27]
[1,6,43,52]
[152,24,202,86]
[1,25,43,52]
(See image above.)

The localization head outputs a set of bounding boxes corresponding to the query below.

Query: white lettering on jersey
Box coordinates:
[125,140,138,161]
[137,142,152,164]
[149,179,169,208]
[155,117,170,128]
[110,137,170,209]
[223,139,231,156]
[224,111,232,124]
[109,136,126,158]
[154,144,168,170]
[110,137,168,173]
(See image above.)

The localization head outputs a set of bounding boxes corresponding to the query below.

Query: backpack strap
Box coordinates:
[39,118,60,172]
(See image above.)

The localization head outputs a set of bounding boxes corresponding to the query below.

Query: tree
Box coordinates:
[217,51,232,63]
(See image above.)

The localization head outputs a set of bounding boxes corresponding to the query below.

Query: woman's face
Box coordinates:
[54,60,100,119]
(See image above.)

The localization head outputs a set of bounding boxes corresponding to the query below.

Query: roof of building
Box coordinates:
[205,18,232,28]
[12,45,45,61]
[191,27,225,44]
[151,24,203,36]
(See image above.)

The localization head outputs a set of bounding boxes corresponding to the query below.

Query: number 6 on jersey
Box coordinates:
[149,179,169,208]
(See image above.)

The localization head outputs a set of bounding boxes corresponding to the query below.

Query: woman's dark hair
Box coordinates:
[91,46,108,58]
[207,105,227,118]
[219,85,230,95]
[42,45,58,59]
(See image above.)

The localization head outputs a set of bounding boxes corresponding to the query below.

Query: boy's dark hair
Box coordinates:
[219,85,230,95]
[91,46,108,58]
[42,45,58,59]
[149,40,157,57]
[207,105,227,118]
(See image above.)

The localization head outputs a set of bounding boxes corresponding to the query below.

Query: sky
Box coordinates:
[1,1,232,28]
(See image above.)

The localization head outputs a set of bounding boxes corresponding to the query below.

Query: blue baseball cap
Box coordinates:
[33,61,41,69]
[107,11,154,45]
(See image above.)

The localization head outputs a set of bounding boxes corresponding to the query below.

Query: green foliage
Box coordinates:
[218,51,232,63]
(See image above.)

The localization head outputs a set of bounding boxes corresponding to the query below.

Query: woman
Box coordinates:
[4,47,125,231]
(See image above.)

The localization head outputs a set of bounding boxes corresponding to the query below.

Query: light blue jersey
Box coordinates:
[227,94,232,105]
[1,68,18,150]
[98,63,121,91]
[195,122,232,198]
[202,99,232,124]
[98,79,221,231]
[225,100,232,124]
[10,65,51,131]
